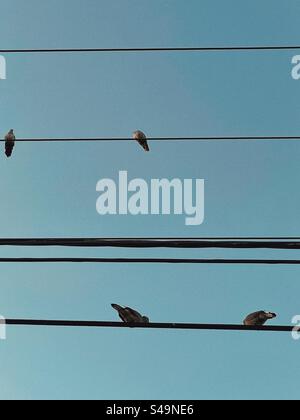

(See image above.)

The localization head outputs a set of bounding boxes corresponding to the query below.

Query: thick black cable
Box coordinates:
[0,257,300,265]
[1,238,300,250]
[3,319,293,332]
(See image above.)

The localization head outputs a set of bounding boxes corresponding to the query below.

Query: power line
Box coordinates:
[1,238,300,249]
[1,45,300,54]
[70,236,300,240]
[0,257,300,265]
[2,136,300,143]
[3,319,293,332]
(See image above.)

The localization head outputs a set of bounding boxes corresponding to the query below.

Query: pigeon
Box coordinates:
[5,129,15,158]
[244,311,277,326]
[111,304,150,324]
[133,130,150,152]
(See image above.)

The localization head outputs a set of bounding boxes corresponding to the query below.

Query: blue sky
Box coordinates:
[0,0,300,400]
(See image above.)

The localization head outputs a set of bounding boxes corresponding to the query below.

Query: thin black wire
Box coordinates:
[1,45,300,53]
[3,319,293,332]
[1,136,300,143]
[0,257,300,265]
[1,238,300,249]
[69,236,300,240]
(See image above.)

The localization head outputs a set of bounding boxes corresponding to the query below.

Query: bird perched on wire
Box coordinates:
[133,130,150,152]
[111,304,150,324]
[244,311,277,326]
[5,129,16,158]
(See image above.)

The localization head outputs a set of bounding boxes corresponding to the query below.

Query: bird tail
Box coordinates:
[142,142,150,152]
[111,304,124,312]
[5,142,14,158]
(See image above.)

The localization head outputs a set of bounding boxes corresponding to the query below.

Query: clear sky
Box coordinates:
[0,0,300,400]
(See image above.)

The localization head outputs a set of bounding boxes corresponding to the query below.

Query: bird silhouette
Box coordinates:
[133,130,150,152]
[5,129,15,158]
[111,304,150,323]
[244,311,277,326]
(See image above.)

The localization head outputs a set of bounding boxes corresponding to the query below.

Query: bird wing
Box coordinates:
[125,307,143,322]
[5,134,15,142]
[244,311,265,326]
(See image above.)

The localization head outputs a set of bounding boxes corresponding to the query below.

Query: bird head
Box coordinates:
[9,129,14,134]
[133,130,146,138]
[264,312,277,319]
